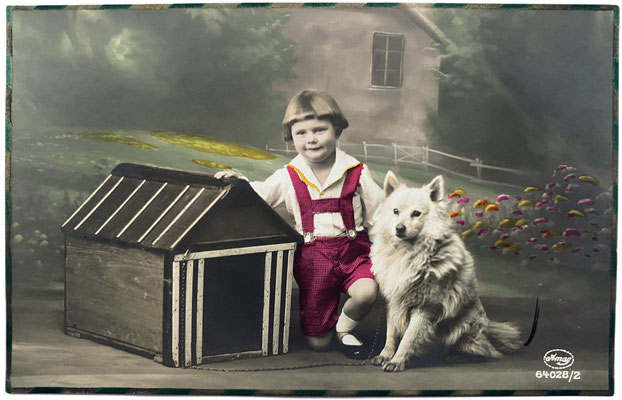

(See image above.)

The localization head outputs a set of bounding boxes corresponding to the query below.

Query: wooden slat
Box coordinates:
[94,180,162,240]
[184,260,194,367]
[137,186,202,246]
[62,174,112,228]
[95,179,147,235]
[137,185,190,244]
[117,182,168,239]
[64,237,164,353]
[152,188,205,246]
[200,350,263,364]
[195,259,204,364]
[74,177,125,230]
[262,252,272,356]
[272,251,283,355]
[174,242,297,261]
[168,190,227,249]
[171,261,180,367]
[118,183,190,242]
[283,250,294,354]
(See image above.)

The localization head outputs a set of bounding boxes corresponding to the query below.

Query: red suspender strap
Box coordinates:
[286,166,315,235]
[287,163,364,240]
[311,198,340,213]
[339,163,364,233]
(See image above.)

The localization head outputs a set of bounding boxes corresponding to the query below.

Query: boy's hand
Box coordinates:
[214,170,246,180]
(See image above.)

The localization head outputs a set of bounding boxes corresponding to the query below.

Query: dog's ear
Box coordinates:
[383,171,400,197]
[427,175,444,202]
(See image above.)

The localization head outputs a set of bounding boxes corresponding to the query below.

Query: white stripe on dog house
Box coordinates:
[283,250,294,353]
[173,243,296,262]
[152,188,205,246]
[171,260,180,367]
[272,251,283,355]
[95,179,147,235]
[185,260,194,367]
[195,259,204,364]
[262,252,272,356]
[117,182,168,238]
[62,174,112,228]
[137,185,189,244]
[74,177,124,230]
[169,190,227,250]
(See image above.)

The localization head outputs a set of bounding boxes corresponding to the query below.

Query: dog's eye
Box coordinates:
[393,208,399,215]
[411,210,421,218]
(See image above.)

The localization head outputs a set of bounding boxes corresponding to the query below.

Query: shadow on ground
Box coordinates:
[7,280,611,394]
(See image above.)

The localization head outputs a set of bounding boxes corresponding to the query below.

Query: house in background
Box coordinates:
[272,6,446,147]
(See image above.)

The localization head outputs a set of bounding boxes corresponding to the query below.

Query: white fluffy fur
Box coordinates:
[369,172,521,372]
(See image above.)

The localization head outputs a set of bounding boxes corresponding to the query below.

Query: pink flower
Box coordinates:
[564,173,577,182]
[562,229,580,237]
[578,198,594,206]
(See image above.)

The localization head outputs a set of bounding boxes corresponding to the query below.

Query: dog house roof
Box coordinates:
[61,163,301,251]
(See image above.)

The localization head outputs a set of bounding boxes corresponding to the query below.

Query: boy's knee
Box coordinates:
[350,278,378,304]
[306,332,333,351]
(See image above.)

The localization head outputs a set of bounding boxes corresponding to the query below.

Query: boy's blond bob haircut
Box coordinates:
[281,89,349,142]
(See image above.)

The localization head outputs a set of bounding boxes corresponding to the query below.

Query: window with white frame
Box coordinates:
[371,32,404,88]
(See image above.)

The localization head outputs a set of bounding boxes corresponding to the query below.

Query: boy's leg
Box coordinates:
[343,278,378,321]
[336,278,378,355]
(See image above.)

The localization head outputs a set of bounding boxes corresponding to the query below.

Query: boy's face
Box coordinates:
[291,117,337,167]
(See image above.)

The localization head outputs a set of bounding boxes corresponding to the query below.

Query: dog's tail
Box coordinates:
[486,321,522,352]
[487,297,540,353]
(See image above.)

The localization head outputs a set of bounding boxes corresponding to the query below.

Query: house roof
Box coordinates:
[401,6,451,47]
[61,163,301,251]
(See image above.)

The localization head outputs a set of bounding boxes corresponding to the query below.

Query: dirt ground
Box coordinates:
[7,281,612,395]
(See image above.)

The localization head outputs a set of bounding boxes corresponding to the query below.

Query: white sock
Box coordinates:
[336,313,362,346]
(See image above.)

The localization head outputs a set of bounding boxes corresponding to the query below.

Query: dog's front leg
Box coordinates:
[371,307,398,366]
[384,311,432,372]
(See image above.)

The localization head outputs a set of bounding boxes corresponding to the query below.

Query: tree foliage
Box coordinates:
[13,8,297,146]
[426,9,613,172]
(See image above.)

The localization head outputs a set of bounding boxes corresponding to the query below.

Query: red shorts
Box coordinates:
[293,231,375,337]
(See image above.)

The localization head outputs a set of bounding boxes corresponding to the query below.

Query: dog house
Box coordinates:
[61,163,301,367]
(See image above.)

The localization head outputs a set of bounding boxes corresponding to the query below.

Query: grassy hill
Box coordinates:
[8,128,612,306]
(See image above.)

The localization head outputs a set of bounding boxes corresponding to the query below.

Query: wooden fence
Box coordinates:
[266,141,527,189]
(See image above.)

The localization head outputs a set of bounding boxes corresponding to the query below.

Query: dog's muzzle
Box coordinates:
[395,224,406,238]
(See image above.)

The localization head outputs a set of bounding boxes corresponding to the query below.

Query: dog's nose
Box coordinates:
[395,224,406,236]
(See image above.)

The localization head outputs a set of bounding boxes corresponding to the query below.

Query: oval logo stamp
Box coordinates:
[543,349,574,369]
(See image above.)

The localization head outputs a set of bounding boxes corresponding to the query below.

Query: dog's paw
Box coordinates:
[371,355,389,366]
[382,360,405,372]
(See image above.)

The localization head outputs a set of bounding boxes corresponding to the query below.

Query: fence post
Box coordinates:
[392,143,398,166]
[423,145,429,171]
[363,141,368,162]
[475,157,483,179]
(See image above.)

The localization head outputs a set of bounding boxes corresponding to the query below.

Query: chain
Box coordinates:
[187,306,384,373]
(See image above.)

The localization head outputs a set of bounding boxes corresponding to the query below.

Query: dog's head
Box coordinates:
[376,171,447,245]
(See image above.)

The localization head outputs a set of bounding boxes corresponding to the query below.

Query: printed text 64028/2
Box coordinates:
[535,370,581,382]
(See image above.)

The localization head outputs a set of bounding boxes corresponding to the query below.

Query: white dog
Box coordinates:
[370,172,522,372]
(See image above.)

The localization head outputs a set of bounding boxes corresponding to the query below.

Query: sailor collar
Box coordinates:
[288,148,361,195]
